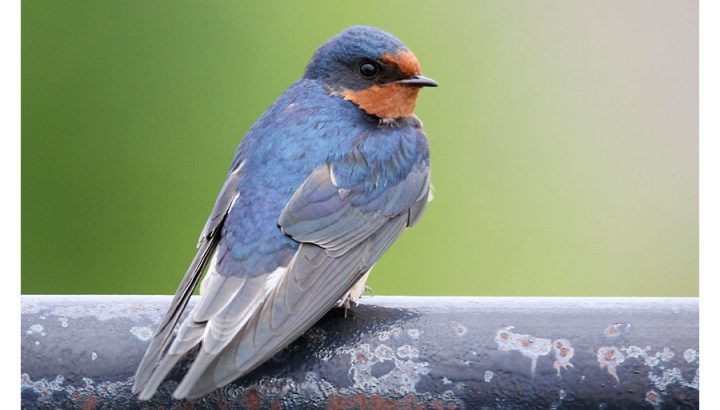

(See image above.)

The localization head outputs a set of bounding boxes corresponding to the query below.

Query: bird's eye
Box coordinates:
[359,62,379,78]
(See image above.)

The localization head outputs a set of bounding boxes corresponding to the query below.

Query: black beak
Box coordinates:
[395,75,438,87]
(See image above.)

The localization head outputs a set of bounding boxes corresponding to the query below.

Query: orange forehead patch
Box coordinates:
[382,50,421,76]
[342,83,419,118]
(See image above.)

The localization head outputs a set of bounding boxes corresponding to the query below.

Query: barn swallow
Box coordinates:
[132,25,437,400]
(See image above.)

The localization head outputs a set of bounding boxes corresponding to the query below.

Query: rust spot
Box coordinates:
[382,51,422,76]
[552,339,575,376]
[370,395,394,409]
[342,84,420,118]
[178,403,192,410]
[495,326,552,375]
[246,388,261,410]
[327,394,457,410]
[597,346,625,382]
[328,394,372,410]
[430,400,457,410]
[81,396,97,410]
[271,399,281,410]
[558,347,569,357]
[605,322,631,337]
[355,352,368,363]
[646,390,660,405]
[326,396,343,410]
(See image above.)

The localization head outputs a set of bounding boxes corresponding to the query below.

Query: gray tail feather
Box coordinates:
[131,238,216,396]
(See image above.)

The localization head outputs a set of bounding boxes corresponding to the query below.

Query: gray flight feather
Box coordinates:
[132,163,243,397]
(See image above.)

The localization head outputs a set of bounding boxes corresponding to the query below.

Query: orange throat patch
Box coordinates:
[342,84,420,119]
[341,50,423,119]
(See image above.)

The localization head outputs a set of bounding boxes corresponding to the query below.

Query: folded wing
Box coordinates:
[136,161,430,400]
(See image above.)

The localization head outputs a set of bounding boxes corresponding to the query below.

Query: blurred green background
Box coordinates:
[22,1,698,296]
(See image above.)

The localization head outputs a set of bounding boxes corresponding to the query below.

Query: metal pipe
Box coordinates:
[21,296,698,409]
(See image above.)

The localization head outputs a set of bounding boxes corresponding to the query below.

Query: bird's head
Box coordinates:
[304,26,437,119]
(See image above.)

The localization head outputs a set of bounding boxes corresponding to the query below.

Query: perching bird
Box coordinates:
[132,25,437,400]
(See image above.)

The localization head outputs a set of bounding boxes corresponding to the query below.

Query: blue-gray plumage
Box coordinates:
[133,25,436,400]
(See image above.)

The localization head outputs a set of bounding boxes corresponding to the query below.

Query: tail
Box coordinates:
[131,237,217,396]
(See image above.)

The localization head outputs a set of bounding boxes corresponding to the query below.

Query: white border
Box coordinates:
[699,0,718,404]
[4,0,711,406]
[0,0,20,406]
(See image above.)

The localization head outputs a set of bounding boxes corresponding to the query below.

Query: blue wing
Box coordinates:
[168,160,430,399]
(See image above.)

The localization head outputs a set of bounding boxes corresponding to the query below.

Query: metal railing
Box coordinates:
[21,295,698,409]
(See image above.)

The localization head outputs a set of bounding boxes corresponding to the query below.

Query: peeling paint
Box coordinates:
[22,298,163,323]
[649,367,685,391]
[129,326,152,341]
[552,339,575,376]
[659,347,675,362]
[596,346,625,382]
[620,345,689,370]
[604,322,631,337]
[495,326,552,375]
[644,354,660,367]
[406,328,420,339]
[684,368,699,390]
[21,295,699,408]
[396,345,419,359]
[622,345,646,359]
[377,331,391,341]
[683,348,697,363]
[27,324,47,337]
[346,342,430,395]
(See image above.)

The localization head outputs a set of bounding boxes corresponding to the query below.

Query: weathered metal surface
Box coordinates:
[21,296,698,409]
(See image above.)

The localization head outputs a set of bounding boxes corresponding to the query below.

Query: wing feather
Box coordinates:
[172,162,428,399]
[140,160,430,400]
[132,163,243,396]
[175,216,407,398]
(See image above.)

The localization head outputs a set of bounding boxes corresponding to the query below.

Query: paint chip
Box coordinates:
[597,346,625,382]
[495,326,551,375]
[130,326,153,341]
[604,322,631,337]
[484,370,494,383]
[645,390,660,406]
[659,347,675,362]
[396,345,419,359]
[552,339,575,376]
